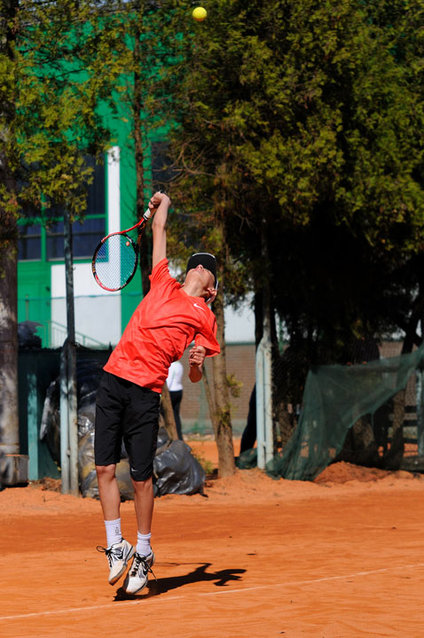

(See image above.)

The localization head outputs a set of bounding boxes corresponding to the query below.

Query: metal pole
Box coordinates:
[63,210,79,496]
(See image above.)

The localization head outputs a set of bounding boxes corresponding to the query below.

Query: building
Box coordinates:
[17,114,256,446]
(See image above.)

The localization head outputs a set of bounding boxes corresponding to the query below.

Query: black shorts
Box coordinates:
[95,371,161,481]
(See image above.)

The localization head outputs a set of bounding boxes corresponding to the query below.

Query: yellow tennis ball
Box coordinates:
[192,6,207,22]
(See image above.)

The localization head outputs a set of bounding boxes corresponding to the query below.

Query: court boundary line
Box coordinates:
[1,561,424,622]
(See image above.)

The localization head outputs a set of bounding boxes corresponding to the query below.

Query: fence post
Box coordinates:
[256,329,273,469]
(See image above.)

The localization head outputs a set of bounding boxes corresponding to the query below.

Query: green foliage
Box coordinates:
[0,0,128,220]
[166,0,424,357]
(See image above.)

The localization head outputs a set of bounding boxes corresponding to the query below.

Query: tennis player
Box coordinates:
[95,191,220,594]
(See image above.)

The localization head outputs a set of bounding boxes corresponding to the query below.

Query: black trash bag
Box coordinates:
[40,379,60,464]
[40,359,105,463]
[156,426,171,453]
[79,430,97,498]
[18,321,42,349]
[153,440,205,497]
[77,360,104,431]
[0,449,5,490]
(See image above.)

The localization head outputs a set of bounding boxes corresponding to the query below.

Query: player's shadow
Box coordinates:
[114,562,245,601]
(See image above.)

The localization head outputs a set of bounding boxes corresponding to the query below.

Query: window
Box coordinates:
[46,216,106,259]
[18,223,42,260]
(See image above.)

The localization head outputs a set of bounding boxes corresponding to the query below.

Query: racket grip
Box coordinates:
[143,207,152,221]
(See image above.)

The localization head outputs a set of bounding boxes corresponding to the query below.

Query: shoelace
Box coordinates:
[130,553,156,581]
[96,545,123,568]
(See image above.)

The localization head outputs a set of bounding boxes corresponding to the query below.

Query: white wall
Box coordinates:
[50,146,122,348]
[224,297,255,344]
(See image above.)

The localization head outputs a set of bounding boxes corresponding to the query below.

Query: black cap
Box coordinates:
[186,252,217,287]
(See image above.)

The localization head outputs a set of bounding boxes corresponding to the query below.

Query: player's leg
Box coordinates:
[96,463,120,520]
[122,476,156,594]
[132,475,154,536]
[95,373,134,585]
[240,385,257,454]
[122,385,160,594]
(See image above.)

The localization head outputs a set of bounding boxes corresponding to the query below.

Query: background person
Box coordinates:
[166,359,184,440]
[239,384,257,455]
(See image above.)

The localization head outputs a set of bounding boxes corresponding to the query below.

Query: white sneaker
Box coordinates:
[123,551,155,594]
[97,539,135,585]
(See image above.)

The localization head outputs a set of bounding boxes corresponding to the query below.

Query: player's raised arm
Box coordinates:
[151,192,171,268]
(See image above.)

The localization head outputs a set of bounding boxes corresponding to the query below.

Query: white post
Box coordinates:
[256,319,273,469]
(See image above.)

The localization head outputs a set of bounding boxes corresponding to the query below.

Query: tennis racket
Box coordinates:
[92,207,152,291]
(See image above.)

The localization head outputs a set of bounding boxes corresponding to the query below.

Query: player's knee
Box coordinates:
[95,464,116,482]
[131,474,153,491]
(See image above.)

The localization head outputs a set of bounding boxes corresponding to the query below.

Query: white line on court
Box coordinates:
[1,562,424,622]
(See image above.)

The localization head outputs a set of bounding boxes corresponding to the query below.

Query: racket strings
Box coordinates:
[94,234,138,291]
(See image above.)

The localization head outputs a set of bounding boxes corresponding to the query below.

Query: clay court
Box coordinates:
[2,439,424,638]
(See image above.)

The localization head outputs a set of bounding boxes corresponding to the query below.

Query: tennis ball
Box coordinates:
[192,6,207,21]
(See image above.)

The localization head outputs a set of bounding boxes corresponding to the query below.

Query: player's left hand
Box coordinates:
[189,345,206,367]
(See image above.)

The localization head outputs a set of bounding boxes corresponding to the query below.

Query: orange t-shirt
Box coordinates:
[104,258,220,392]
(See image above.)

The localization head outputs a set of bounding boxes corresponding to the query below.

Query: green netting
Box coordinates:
[266,343,424,481]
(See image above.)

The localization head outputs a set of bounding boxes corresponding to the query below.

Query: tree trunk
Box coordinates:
[202,364,219,435]
[0,212,19,458]
[384,389,405,470]
[0,0,28,484]
[133,21,151,296]
[211,292,236,477]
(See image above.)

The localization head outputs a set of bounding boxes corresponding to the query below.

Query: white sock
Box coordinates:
[104,518,122,548]
[136,531,152,557]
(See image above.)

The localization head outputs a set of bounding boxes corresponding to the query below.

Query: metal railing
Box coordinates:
[37,320,108,349]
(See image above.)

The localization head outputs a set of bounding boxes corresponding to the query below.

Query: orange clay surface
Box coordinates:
[2,438,424,637]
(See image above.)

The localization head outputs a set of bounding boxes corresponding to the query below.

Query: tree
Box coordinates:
[97,1,189,295]
[0,0,126,478]
[234,0,424,351]
[166,0,424,468]
[164,4,257,476]
[0,1,20,473]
